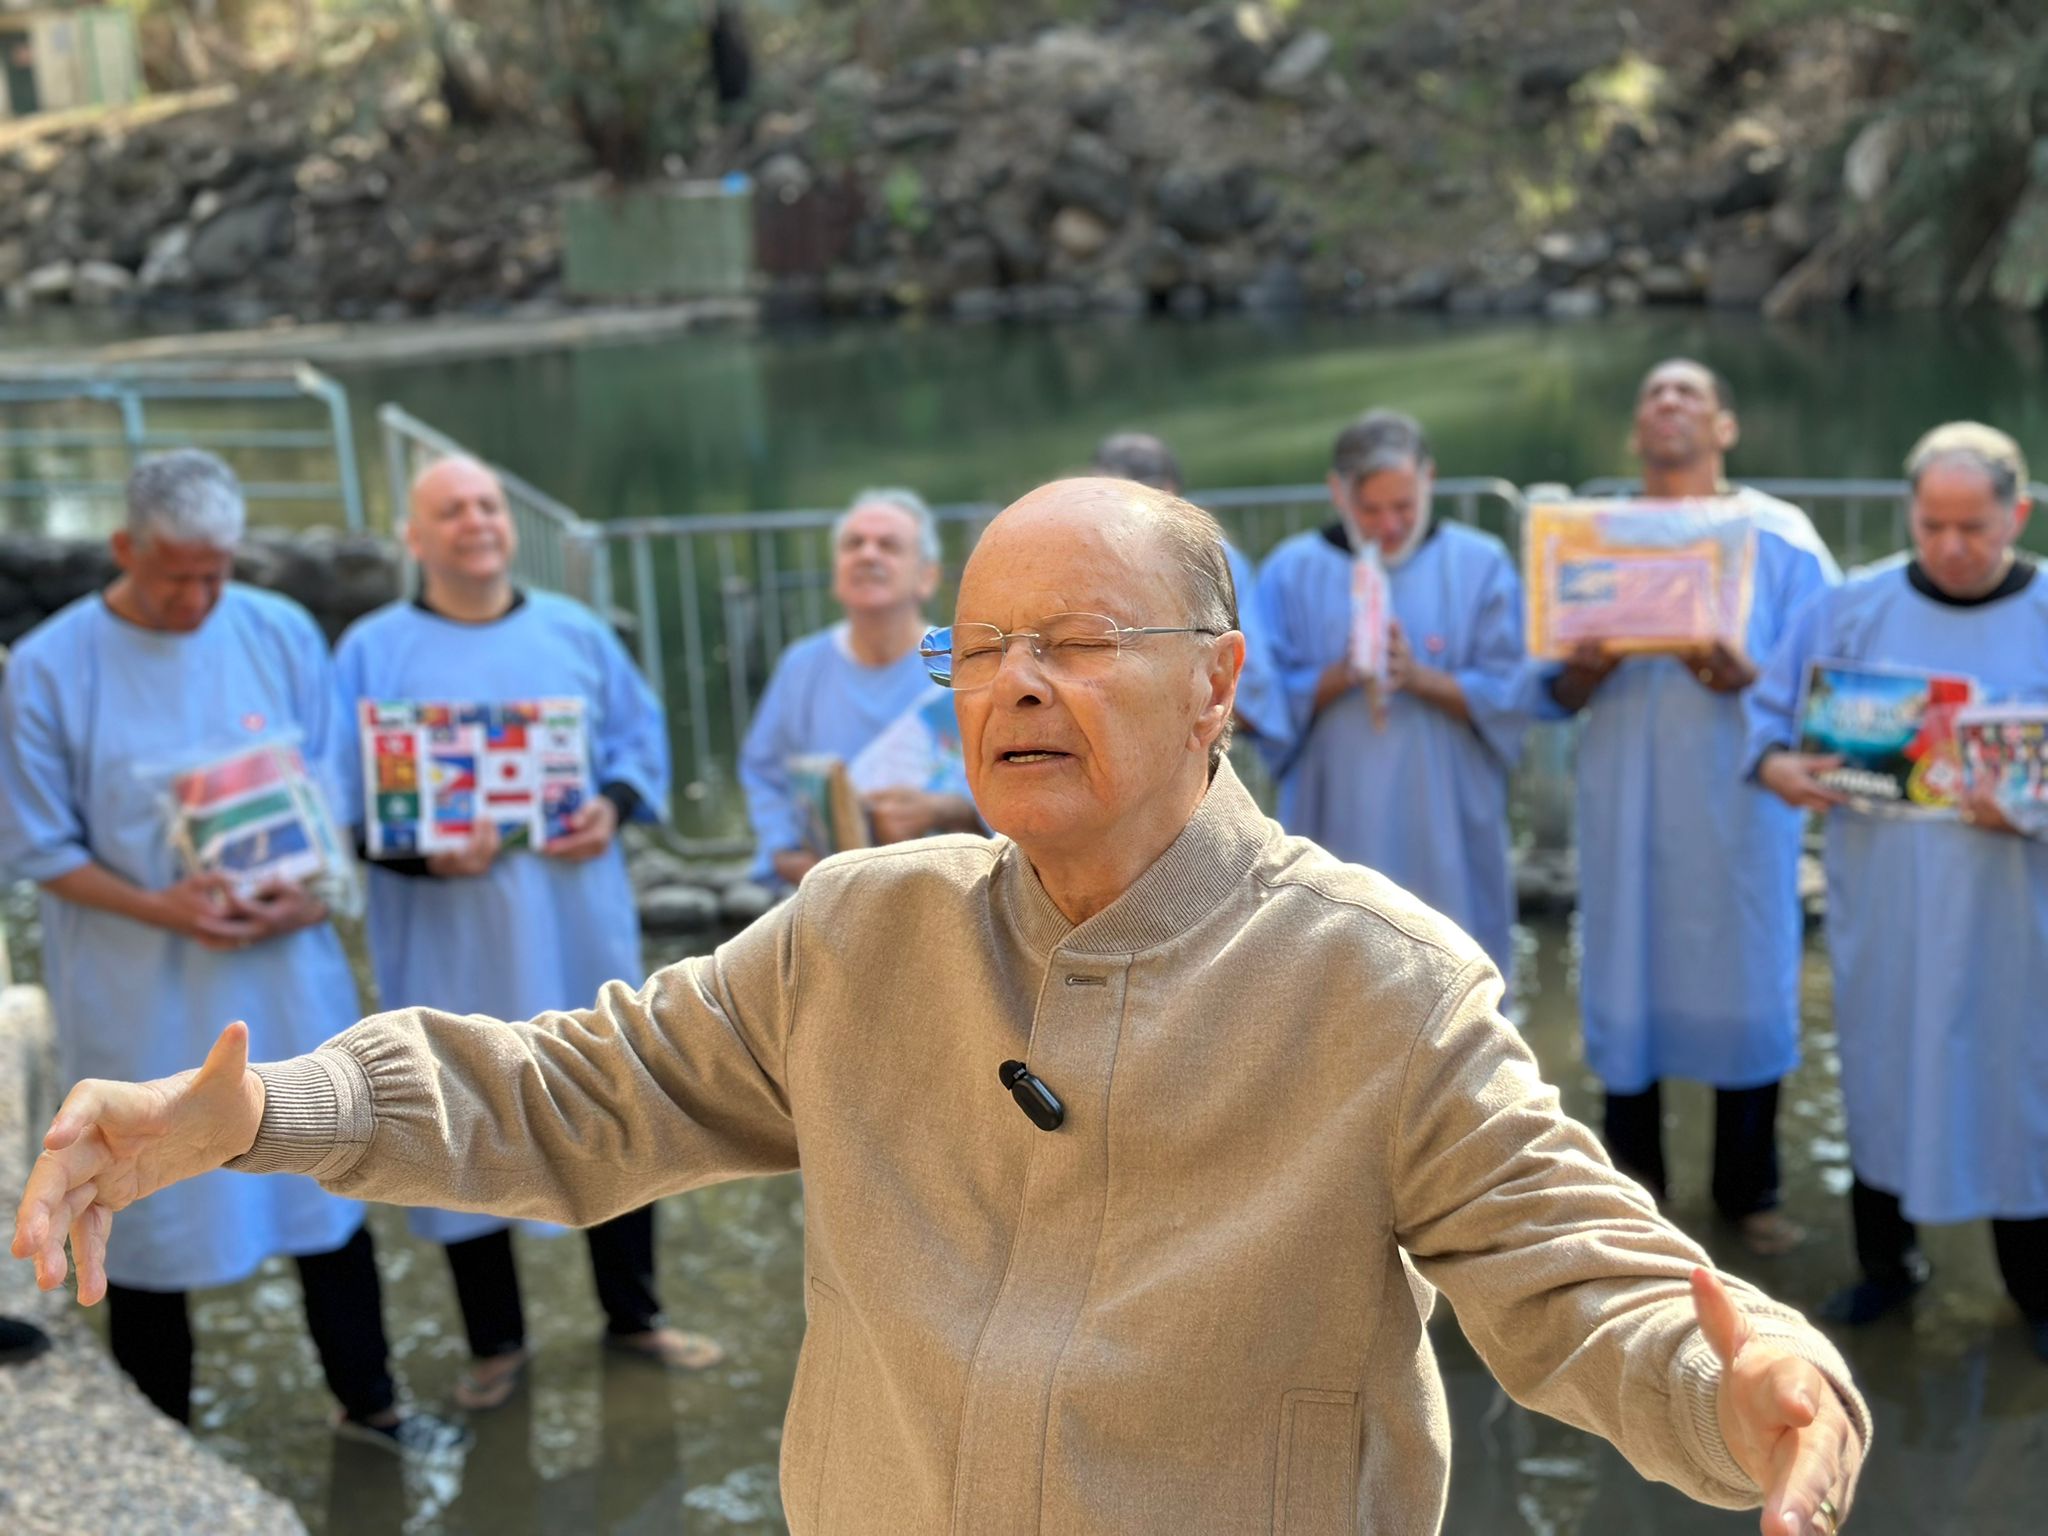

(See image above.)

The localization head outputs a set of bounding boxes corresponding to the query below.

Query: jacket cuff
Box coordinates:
[1669,1333,1759,1504]
[1667,1318,1873,1509]
[225,1051,375,1182]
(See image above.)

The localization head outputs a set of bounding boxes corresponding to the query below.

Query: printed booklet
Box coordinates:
[1796,659,1976,815]
[1525,500,1757,660]
[361,698,592,857]
[1957,702,2048,833]
[167,740,352,901]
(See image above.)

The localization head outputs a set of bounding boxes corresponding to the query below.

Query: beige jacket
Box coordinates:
[238,764,1869,1534]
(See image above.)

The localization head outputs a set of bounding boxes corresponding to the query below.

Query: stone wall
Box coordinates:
[0,529,405,648]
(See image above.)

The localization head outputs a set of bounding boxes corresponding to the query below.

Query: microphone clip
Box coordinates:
[998,1060,1065,1131]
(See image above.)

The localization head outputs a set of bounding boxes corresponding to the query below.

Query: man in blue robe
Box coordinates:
[1090,432,1290,754]
[0,451,450,1450]
[1257,411,1529,979]
[1540,361,1838,1256]
[739,489,979,888]
[336,456,719,1409]
[1750,422,2048,1356]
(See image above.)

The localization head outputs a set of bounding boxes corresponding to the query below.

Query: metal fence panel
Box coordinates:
[0,364,365,534]
[588,479,1525,831]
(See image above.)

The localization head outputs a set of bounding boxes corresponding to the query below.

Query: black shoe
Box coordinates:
[1822,1272,1925,1325]
[0,1316,52,1367]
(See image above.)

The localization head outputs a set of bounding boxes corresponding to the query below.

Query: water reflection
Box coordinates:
[59,915,2048,1533]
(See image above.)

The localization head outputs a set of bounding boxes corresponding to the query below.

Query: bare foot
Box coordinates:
[605,1326,725,1370]
[1737,1209,1807,1257]
[453,1347,531,1411]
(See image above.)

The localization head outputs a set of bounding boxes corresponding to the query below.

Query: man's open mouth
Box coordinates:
[1001,750,1069,764]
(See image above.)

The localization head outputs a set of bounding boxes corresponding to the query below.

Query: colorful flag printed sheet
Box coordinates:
[360,698,592,858]
[169,741,348,895]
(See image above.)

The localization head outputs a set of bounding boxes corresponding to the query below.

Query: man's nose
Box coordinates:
[989,638,1050,704]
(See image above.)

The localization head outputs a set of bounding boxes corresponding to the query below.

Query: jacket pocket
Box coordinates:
[781,1277,847,1535]
[1273,1388,1361,1536]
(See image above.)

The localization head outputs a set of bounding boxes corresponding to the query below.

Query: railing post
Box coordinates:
[301,366,366,532]
[379,405,414,536]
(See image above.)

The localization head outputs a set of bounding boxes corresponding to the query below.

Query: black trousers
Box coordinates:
[442,1203,663,1359]
[1603,1080,1782,1221]
[105,1223,395,1426]
[1850,1176,2048,1320]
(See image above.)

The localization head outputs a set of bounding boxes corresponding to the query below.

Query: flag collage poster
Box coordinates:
[361,698,592,858]
[169,741,349,896]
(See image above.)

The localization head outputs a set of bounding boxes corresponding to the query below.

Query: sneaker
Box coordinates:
[0,1316,52,1367]
[1821,1270,1926,1326]
[333,1407,472,1460]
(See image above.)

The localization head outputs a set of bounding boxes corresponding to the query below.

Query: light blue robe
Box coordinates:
[739,623,966,879]
[1221,541,1290,751]
[1745,555,2048,1222]
[1542,491,1840,1093]
[0,587,365,1290]
[335,593,669,1244]
[1258,521,1530,975]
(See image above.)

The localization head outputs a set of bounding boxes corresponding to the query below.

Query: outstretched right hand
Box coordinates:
[11,1023,265,1305]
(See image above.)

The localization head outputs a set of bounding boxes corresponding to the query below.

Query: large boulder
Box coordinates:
[71,260,135,306]
[1261,30,1333,98]
[1044,132,1134,226]
[1155,166,1249,243]
[1050,206,1112,262]
[188,197,294,285]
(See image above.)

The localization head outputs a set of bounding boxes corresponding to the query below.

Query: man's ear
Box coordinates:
[1195,632,1245,751]
[1715,410,1740,455]
[109,528,135,571]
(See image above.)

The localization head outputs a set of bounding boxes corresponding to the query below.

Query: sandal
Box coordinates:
[604,1327,725,1371]
[1736,1209,1808,1257]
[453,1348,530,1411]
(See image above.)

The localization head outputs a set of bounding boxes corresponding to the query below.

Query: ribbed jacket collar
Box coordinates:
[997,760,1271,957]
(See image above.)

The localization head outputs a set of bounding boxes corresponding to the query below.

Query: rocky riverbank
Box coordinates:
[1,4,2037,329]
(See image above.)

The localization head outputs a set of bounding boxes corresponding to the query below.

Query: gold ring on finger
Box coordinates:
[1816,1496,1840,1535]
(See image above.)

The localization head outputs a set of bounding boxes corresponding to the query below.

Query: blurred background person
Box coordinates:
[1750,421,2048,1354]
[337,456,720,1410]
[0,451,448,1450]
[1257,410,1529,981]
[739,488,978,888]
[1538,360,1838,1255]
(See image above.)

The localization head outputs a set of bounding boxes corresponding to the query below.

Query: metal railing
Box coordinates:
[366,415,2048,841]
[595,478,1527,814]
[0,363,365,533]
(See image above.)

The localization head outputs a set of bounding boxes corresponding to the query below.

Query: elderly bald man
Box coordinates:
[17,479,1867,1536]
[334,455,719,1405]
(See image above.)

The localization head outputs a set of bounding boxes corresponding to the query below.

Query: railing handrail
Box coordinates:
[0,363,365,529]
[1576,475,2048,502]
[584,476,1524,543]
[375,404,594,537]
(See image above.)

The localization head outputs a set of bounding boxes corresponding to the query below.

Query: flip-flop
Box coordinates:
[453,1348,531,1411]
[604,1328,726,1371]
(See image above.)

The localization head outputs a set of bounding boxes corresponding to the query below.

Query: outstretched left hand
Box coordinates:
[1693,1267,1862,1535]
